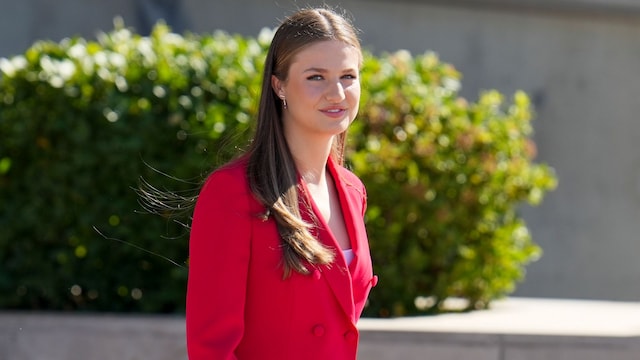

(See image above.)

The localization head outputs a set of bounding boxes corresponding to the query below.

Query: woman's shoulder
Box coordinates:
[213,156,249,176]
[200,156,250,192]
[332,160,362,185]
[332,161,366,197]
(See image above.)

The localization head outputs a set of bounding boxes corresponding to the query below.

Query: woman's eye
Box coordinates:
[307,75,323,80]
[342,74,357,80]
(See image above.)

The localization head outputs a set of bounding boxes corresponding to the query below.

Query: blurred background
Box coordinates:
[2,0,639,304]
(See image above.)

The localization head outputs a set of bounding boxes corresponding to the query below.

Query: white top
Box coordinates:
[342,248,354,265]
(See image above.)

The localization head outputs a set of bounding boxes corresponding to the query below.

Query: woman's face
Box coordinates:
[272,40,361,143]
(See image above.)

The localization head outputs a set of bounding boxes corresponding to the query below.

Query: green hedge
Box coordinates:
[0,21,556,315]
[353,51,556,316]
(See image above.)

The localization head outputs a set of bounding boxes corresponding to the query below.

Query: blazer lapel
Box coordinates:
[297,162,358,322]
[326,158,363,271]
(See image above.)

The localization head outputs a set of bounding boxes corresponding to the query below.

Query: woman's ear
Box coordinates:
[271,75,284,98]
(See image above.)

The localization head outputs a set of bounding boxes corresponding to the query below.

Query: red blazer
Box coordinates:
[186,156,377,360]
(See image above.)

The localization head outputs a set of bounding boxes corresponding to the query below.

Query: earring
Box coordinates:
[281,97,287,109]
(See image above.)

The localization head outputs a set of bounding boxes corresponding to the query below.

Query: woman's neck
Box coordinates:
[287,135,334,186]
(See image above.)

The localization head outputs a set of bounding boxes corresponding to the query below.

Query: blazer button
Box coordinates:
[312,324,325,337]
[312,269,322,280]
[370,275,379,287]
[343,330,357,343]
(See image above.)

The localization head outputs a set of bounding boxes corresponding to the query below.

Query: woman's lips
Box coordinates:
[320,108,347,118]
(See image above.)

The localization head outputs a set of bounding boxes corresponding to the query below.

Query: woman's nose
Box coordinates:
[325,81,345,102]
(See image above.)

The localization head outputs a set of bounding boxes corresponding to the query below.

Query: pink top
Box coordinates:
[343,249,354,265]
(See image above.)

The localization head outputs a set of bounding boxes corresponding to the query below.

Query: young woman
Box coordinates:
[186,7,377,360]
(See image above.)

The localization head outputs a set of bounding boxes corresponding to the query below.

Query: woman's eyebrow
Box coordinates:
[303,67,357,73]
[303,67,327,73]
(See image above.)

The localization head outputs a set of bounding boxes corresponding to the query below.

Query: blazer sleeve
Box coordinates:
[186,168,252,360]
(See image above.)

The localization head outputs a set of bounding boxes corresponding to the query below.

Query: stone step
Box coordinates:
[358,297,640,360]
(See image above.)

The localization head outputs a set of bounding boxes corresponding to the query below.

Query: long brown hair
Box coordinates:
[246,7,362,277]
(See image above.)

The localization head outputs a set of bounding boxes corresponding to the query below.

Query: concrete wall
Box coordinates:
[2,0,640,301]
